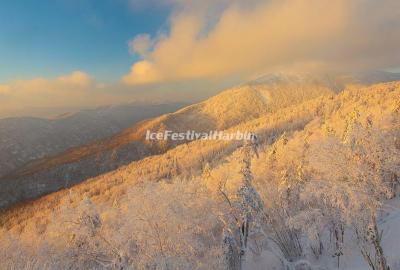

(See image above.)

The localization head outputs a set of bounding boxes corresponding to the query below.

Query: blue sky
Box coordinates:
[0,0,169,82]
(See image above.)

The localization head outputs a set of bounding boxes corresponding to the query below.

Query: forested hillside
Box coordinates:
[0,82,399,270]
[0,76,338,210]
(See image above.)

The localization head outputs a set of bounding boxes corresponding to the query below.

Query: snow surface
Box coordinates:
[246,197,400,270]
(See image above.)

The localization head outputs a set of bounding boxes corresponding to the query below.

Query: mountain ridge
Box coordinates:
[0,78,338,210]
[0,102,187,178]
[1,72,399,211]
[1,81,398,232]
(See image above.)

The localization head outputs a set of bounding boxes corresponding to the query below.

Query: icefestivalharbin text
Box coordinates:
[145,130,254,141]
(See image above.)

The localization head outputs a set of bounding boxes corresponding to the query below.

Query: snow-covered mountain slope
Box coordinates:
[0,102,185,178]
[0,78,339,210]
[0,81,397,226]
[1,72,398,211]
[0,81,399,270]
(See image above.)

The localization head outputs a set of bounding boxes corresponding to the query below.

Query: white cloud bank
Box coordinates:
[123,0,400,85]
[0,70,223,118]
[0,71,110,117]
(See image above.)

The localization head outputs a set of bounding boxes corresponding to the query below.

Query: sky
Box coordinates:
[0,0,400,118]
[0,0,169,82]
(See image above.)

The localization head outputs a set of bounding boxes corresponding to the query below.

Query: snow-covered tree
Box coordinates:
[219,136,266,269]
[305,116,400,270]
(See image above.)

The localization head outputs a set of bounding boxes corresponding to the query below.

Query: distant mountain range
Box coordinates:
[0,102,186,178]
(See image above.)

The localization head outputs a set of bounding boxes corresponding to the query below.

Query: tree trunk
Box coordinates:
[371,218,390,270]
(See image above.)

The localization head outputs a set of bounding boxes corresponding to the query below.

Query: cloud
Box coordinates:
[0,71,105,117]
[123,61,163,85]
[6,71,94,94]
[128,34,153,56]
[0,70,228,118]
[123,0,400,85]
[0,85,11,95]
[57,71,93,87]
